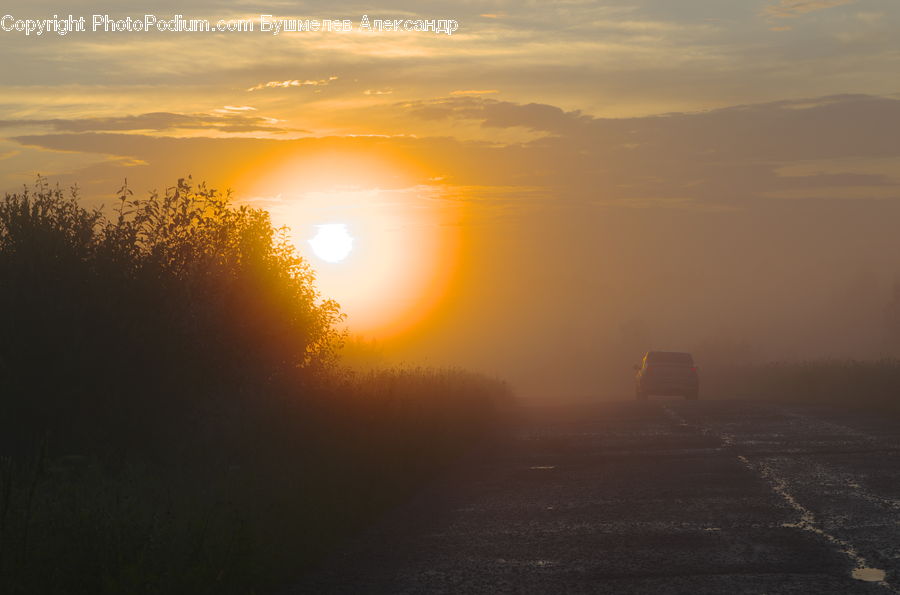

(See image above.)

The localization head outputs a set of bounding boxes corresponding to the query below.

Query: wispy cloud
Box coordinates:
[450,90,500,96]
[0,112,291,134]
[247,76,338,92]
[213,106,257,113]
[14,94,900,208]
[764,0,857,19]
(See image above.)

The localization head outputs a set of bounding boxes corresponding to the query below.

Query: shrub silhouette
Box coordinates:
[0,177,342,459]
[0,177,512,593]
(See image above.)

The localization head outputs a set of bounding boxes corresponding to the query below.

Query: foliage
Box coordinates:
[0,177,512,593]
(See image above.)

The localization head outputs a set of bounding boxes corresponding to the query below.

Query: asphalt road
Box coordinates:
[294,398,900,594]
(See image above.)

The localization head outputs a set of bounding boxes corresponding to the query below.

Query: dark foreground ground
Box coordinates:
[291,398,900,594]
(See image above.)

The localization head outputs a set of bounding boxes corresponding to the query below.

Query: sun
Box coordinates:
[269,186,460,338]
[309,223,354,263]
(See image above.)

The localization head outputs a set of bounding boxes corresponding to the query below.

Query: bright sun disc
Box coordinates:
[309,223,354,263]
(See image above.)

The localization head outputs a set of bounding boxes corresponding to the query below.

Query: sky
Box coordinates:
[2,0,900,396]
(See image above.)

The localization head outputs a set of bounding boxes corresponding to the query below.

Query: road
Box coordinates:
[293,398,900,594]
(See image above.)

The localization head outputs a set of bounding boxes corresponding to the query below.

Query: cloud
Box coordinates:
[764,0,857,18]
[247,76,338,92]
[214,106,258,113]
[7,94,900,208]
[400,96,589,133]
[450,90,500,96]
[0,112,293,134]
[395,93,900,204]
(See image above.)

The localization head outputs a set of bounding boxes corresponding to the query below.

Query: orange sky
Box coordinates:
[3,0,900,395]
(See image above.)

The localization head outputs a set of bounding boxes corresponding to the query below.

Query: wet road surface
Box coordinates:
[293,399,900,594]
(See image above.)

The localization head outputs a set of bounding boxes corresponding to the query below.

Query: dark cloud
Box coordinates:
[397,93,900,203]
[405,93,900,157]
[8,94,900,208]
[401,97,587,133]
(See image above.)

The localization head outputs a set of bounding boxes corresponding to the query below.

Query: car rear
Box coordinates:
[636,351,699,400]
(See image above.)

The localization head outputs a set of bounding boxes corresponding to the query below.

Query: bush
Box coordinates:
[0,178,512,593]
[0,177,343,458]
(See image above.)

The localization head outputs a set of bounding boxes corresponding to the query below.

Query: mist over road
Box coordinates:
[295,399,900,594]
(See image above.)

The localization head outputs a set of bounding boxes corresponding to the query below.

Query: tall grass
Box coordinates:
[0,178,513,593]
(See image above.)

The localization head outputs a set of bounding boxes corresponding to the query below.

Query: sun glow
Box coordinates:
[309,224,354,263]
[236,151,460,338]
[250,185,459,338]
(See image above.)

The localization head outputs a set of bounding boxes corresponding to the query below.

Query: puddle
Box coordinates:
[530,466,557,470]
[852,567,886,582]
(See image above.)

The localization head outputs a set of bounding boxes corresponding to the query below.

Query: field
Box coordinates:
[703,359,900,412]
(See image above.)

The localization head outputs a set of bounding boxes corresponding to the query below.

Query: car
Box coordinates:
[633,351,699,401]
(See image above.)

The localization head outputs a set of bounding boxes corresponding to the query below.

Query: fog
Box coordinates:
[388,198,900,398]
[6,95,900,400]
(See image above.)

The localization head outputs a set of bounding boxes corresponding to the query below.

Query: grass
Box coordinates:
[0,177,513,593]
[0,367,512,594]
